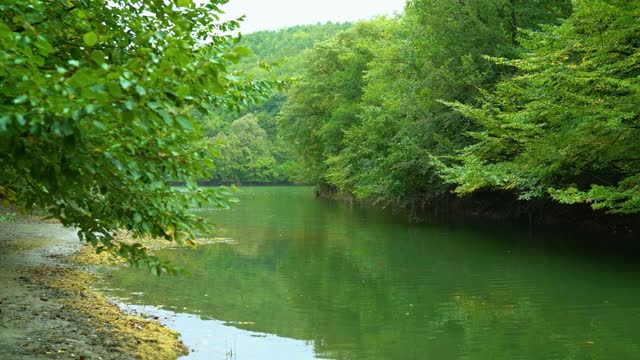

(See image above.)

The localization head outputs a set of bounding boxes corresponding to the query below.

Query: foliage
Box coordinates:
[212,114,280,184]
[0,0,275,273]
[0,212,17,223]
[281,0,573,206]
[200,23,351,185]
[280,18,395,184]
[438,0,640,213]
[237,22,353,79]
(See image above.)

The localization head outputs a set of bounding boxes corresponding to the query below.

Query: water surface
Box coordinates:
[102,186,640,359]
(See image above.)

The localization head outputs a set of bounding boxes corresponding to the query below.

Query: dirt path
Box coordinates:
[0,212,186,359]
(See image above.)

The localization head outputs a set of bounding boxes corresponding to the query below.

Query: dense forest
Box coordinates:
[217,0,639,221]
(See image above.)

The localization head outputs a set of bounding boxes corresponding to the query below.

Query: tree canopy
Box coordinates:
[438,0,640,214]
[0,0,276,274]
[278,0,639,216]
[280,0,575,207]
[280,19,392,184]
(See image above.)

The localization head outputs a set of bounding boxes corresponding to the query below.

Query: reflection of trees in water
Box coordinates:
[106,188,640,360]
[432,294,640,360]
[110,235,640,359]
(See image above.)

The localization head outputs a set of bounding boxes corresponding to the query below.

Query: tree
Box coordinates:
[212,114,278,184]
[236,22,353,80]
[437,0,640,214]
[280,18,394,184]
[283,0,571,204]
[0,0,274,274]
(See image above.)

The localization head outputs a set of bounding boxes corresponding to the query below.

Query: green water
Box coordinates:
[102,186,640,359]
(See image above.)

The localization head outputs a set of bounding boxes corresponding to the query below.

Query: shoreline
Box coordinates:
[0,211,188,359]
[314,185,640,235]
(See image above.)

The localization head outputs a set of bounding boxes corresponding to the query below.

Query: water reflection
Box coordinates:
[102,187,640,359]
[116,304,317,360]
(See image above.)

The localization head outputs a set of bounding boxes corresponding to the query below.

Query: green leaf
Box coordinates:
[90,50,106,65]
[124,99,136,110]
[86,232,98,247]
[176,115,193,130]
[135,85,146,96]
[233,46,253,56]
[156,109,173,125]
[142,221,153,233]
[83,31,99,47]
[175,85,190,99]
[34,37,54,56]
[176,0,194,7]
[119,77,132,90]
[13,96,28,105]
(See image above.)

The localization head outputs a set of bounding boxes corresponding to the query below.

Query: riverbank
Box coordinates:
[0,209,187,359]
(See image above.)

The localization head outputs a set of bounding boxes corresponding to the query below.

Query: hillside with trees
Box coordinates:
[201,22,352,184]
[238,22,353,79]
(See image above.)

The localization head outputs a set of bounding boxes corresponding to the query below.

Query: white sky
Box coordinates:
[219,0,406,33]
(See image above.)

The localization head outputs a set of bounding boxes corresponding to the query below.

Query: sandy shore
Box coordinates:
[0,211,187,359]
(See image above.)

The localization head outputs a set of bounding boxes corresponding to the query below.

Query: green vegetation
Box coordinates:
[438,0,640,214]
[211,114,285,184]
[238,22,353,79]
[0,0,277,273]
[2,0,637,276]
[281,19,392,183]
[0,212,16,223]
[279,0,640,215]
[200,22,352,185]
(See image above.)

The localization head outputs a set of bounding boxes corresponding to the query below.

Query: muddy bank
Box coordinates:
[0,211,187,359]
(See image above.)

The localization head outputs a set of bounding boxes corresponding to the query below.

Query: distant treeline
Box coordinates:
[200,22,352,185]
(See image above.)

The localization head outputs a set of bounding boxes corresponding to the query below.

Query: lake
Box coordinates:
[100,186,640,359]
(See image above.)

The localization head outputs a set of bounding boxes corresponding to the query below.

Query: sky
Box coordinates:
[219,0,406,33]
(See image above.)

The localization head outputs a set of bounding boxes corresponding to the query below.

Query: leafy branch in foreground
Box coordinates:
[0,0,279,274]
